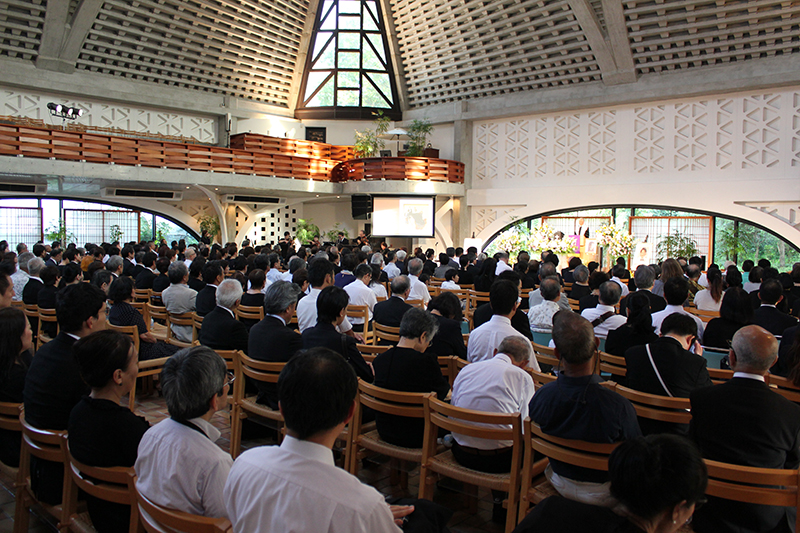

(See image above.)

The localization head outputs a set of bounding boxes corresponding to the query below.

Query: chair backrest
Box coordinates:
[708,367,734,384]
[527,419,619,472]
[356,380,432,419]
[373,322,400,344]
[528,369,556,388]
[437,355,455,387]
[11,299,24,309]
[147,302,168,323]
[37,307,58,346]
[192,312,203,343]
[406,299,425,309]
[167,312,193,347]
[235,305,264,322]
[567,298,580,311]
[532,342,559,368]
[346,304,371,341]
[107,322,141,354]
[686,307,720,322]
[466,290,491,328]
[213,349,238,371]
[19,411,67,464]
[233,351,285,389]
[598,351,627,378]
[614,384,692,424]
[61,435,134,507]
[133,288,152,302]
[769,375,800,404]
[128,355,171,411]
[356,343,391,355]
[150,291,163,305]
[0,401,22,433]
[128,473,232,533]
[424,396,522,447]
[168,312,194,327]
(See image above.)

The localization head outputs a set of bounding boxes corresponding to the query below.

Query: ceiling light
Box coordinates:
[47,102,84,121]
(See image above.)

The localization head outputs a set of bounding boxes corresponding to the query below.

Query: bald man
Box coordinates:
[689,326,800,533]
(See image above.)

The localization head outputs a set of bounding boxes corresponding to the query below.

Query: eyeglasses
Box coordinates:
[224,371,235,389]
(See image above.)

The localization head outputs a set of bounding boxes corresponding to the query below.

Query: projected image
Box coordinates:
[402,200,430,231]
[372,196,435,237]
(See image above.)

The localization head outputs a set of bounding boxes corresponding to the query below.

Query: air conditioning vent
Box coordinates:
[0,182,47,194]
[223,195,283,205]
[102,188,183,201]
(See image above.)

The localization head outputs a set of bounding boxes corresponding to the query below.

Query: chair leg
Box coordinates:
[418,464,434,500]
[13,490,30,533]
[229,405,243,459]
[389,458,400,486]
[505,495,518,533]
[399,461,409,490]
[465,484,478,514]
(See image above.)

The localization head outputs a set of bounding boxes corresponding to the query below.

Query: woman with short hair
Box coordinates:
[702,287,753,350]
[0,307,33,467]
[426,292,467,359]
[604,291,659,357]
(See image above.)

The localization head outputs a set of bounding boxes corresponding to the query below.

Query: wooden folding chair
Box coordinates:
[192,312,204,344]
[11,299,24,309]
[406,299,425,309]
[438,355,456,388]
[597,351,627,381]
[149,291,163,305]
[146,302,169,342]
[532,342,559,370]
[440,288,469,309]
[769,375,800,404]
[235,305,264,322]
[346,304,372,343]
[519,288,533,313]
[347,381,432,486]
[128,473,232,533]
[37,307,58,349]
[23,303,39,345]
[704,459,800,533]
[229,351,286,458]
[528,369,556,388]
[0,401,21,479]
[60,435,138,533]
[213,350,238,402]
[373,322,400,345]
[15,409,71,533]
[466,290,490,330]
[614,384,692,429]
[708,367,734,385]
[356,344,390,356]
[452,357,470,385]
[167,312,194,348]
[419,396,524,533]
[133,288,152,303]
[567,298,580,311]
[519,420,619,521]
[687,307,720,323]
[127,356,171,411]
[107,322,141,355]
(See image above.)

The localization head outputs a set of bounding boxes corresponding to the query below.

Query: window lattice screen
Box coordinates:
[65,209,140,245]
[629,217,713,260]
[0,207,42,245]
[541,216,612,238]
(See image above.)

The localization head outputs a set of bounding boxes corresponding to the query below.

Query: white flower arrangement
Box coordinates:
[596,224,637,260]
[487,222,575,258]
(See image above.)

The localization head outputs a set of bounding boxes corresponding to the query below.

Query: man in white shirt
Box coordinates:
[282,257,305,281]
[609,265,630,298]
[297,257,361,341]
[651,276,704,341]
[136,347,233,519]
[580,281,627,339]
[467,279,540,370]
[382,251,401,280]
[224,347,412,532]
[161,262,198,343]
[184,246,196,269]
[344,264,378,325]
[495,252,512,275]
[528,278,561,333]
[407,258,431,304]
[265,253,283,284]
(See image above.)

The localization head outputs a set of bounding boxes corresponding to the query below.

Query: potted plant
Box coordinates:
[296,218,320,245]
[198,215,221,243]
[353,111,390,158]
[406,118,435,157]
[324,222,349,243]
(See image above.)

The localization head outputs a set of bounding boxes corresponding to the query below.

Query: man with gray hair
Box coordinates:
[690,325,800,533]
[249,280,304,408]
[407,257,431,304]
[567,264,591,300]
[373,275,413,328]
[580,281,626,339]
[184,246,197,268]
[105,255,123,278]
[619,264,666,315]
[22,256,45,305]
[528,278,562,333]
[494,251,512,275]
[162,261,198,343]
[198,279,248,353]
[11,250,33,301]
[527,262,570,311]
[135,346,233,519]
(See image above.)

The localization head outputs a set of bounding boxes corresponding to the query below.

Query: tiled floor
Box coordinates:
[1,391,505,532]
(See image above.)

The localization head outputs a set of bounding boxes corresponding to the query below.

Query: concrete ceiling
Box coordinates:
[1,0,798,115]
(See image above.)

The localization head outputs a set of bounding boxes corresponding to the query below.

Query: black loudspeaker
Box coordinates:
[352,195,372,220]
[364,223,371,235]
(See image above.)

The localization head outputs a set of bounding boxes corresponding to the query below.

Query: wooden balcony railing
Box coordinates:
[230,133,354,161]
[0,124,464,184]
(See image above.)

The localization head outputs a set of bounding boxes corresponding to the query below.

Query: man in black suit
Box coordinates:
[151,257,171,293]
[22,257,45,305]
[196,261,224,316]
[620,265,666,316]
[473,271,533,340]
[131,251,146,279]
[625,313,712,435]
[752,279,798,337]
[373,275,413,327]
[134,251,158,290]
[198,279,248,354]
[23,283,107,504]
[45,248,61,268]
[121,245,136,277]
[690,325,800,533]
[457,254,475,286]
[249,281,304,408]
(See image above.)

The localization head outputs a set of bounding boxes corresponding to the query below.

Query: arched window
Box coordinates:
[295,0,401,120]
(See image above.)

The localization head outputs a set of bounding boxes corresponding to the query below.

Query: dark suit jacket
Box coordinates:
[619,289,667,316]
[690,378,800,533]
[426,314,467,358]
[134,269,157,290]
[568,283,591,301]
[777,325,798,376]
[195,285,217,316]
[457,268,474,286]
[301,323,373,382]
[198,306,248,353]
[578,294,599,312]
[373,296,413,327]
[151,274,170,293]
[122,258,135,277]
[472,304,533,340]
[188,277,206,293]
[604,324,658,358]
[22,277,44,305]
[248,316,303,408]
[132,264,145,279]
[752,305,798,337]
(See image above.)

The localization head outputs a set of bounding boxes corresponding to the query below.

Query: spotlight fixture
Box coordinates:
[46,102,84,120]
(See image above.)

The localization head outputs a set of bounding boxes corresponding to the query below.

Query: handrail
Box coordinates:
[332,157,465,183]
[230,133,354,161]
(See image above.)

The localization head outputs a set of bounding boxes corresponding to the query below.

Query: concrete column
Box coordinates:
[453,116,472,247]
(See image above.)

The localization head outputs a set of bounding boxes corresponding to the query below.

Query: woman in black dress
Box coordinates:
[0,307,33,467]
[474,258,497,293]
[68,330,150,533]
[703,287,752,350]
[107,276,179,360]
[37,265,60,338]
[426,291,466,359]
[605,291,658,357]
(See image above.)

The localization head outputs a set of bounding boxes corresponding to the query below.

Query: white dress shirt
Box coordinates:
[580,304,627,339]
[135,417,233,519]
[610,276,630,297]
[441,280,461,290]
[528,300,561,333]
[369,282,388,299]
[692,289,722,312]
[408,274,431,304]
[161,283,198,342]
[297,287,352,333]
[382,262,401,280]
[651,304,705,341]
[451,353,535,449]
[344,279,378,324]
[495,261,512,275]
[266,268,283,284]
[224,436,400,533]
[467,315,540,371]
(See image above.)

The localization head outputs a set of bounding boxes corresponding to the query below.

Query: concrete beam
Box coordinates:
[601,0,636,75]
[403,54,800,124]
[35,0,104,74]
[288,0,321,114]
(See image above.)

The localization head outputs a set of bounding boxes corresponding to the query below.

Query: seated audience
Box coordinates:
[187,258,206,293]
[580,281,626,339]
[11,251,33,301]
[529,310,641,506]
[751,278,797,337]
[604,291,659,357]
[426,292,467,359]
[433,252,455,279]
[368,264,388,299]
[22,256,45,305]
[579,270,609,312]
[690,326,800,533]
[160,261,198,343]
[693,267,723,312]
[195,261,224,316]
[135,346,233,518]
[334,253,357,288]
[91,269,114,295]
[528,263,570,311]
[297,258,357,340]
[134,251,158,290]
[440,268,460,290]
[105,255,123,278]
[344,264,378,326]
[468,279,539,369]
[0,307,33,467]
[777,325,799,379]
[37,265,60,338]
[743,266,762,293]
[624,314,712,435]
[561,256,582,284]
[372,308,450,447]
[514,434,707,533]
[68,330,150,533]
[23,283,107,504]
[620,265,666,316]
[568,264,591,300]
[651,277,705,341]
[382,251,401,279]
[302,285,372,382]
[224,348,422,532]
[198,279,248,353]
[703,287,752,350]
[609,264,630,298]
[651,258,683,298]
[108,276,179,360]
[151,256,171,293]
[473,271,533,340]
[407,258,431,304]
[241,269,267,307]
[249,281,304,408]
[473,258,497,293]
[685,264,704,303]
[373,275,413,328]
[457,254,474,286]
[528,278,561,333]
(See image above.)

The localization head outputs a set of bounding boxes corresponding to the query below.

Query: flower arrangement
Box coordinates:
[487,222,575,258]
[596,224,637,261]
